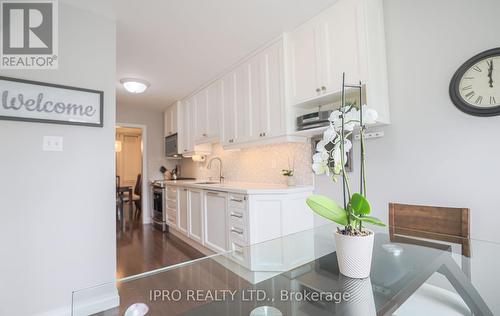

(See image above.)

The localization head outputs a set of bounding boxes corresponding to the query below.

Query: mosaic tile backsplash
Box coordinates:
[180,142,314,185]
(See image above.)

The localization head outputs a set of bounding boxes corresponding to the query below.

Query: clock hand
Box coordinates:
[487,59,493,88]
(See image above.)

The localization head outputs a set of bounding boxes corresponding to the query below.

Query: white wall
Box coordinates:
[0,4,117,316]
[315,0,500,243]
[116,103,176,223]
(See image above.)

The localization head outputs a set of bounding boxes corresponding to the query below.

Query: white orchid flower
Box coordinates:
[323,125,337,141]
[328,110,342,123]
[312,160,329,175]
[313,151,329,163]
[316,139,329,153]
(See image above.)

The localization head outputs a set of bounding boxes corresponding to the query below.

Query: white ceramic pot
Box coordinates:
[334,230,374,279]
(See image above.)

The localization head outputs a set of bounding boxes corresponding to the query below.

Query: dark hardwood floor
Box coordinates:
[116,219,205,279]
[89,219,248,315]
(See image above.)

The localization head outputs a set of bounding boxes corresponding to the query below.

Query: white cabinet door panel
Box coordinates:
[188,189,203,243]
[260,42,285,138]
[322,0,364,91]
[221,72,237,145]
[177,187,189,235]
[234,64,251,143]
[206,81,221,140]
[288,20,321,104]
[204,191,228,253]
[194,90,208,142]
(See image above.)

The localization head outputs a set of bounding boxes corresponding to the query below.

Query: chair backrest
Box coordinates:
[389,203,470,257]
[134,174,142,196]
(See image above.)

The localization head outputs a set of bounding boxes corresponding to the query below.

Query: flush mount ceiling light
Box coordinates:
[120,78,150,94]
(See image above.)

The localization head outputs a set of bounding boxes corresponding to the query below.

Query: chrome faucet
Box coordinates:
[207,157,224,183]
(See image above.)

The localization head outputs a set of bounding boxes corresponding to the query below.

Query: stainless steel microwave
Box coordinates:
[165,134,180,158]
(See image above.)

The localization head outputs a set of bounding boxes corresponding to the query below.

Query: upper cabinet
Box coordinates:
[221,40,287,147]
[179,97,194,154]
[164,101,179,137]
[286,0,389,124]
[193,81,221,145]
[169,0,389,154]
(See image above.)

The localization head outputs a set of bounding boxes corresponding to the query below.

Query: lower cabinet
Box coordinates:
[204,191,228,253]
[188,189,203,244]
[177,187,189,235]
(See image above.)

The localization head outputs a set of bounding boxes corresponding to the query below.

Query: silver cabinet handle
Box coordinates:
[230,198,243,203]
[231,227,244,235]
[316,88,321,93]
[230,212,243,218]
[262,132,266,137]
[321,86,326,91]
[203,133,207,137]
[206,191,220,197]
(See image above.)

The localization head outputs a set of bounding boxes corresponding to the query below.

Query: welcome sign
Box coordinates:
[0,76,103,127]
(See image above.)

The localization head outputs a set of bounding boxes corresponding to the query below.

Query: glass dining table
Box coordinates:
[72,223,499,316]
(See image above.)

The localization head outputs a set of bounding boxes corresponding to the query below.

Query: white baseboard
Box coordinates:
[71,283,120,316]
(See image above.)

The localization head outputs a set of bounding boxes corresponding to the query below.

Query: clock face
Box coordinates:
[450,48,500,116]
[459,56,500,107]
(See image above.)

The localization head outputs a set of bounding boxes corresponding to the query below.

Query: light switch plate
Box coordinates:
[43,136,63,151]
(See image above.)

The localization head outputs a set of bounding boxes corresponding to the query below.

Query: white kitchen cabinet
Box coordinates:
[321,0,365,92]
[165,186,178,228]
[221,40,287,147]
[194,90,208,143]
[204,190,228,253]
[234,63,252,143]
[254,41,286,139]
[164,102,179,137]
[221,72,237,146]
[179,97,194,154]
[177,187,189,235]
[206,80,221,141]
[287,17,323,105]
[286,0,389,124]
[193,81,221,144]
[188,188,203,244]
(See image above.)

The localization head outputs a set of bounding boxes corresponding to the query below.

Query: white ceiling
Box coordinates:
[62,0,338,111]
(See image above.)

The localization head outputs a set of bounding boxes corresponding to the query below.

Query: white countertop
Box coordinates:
[161,180,314,195]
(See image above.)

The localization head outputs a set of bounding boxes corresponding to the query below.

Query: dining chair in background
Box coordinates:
[389,202,471,316]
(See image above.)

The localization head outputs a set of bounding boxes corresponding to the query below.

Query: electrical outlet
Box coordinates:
[354,131,384,140]
[43,136,63,151]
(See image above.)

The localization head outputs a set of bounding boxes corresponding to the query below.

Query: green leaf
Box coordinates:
[360,216,386,227]
[350,193,371,215]
[306,195,348,226]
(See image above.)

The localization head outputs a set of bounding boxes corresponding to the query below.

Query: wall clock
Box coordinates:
[449,47,500,116]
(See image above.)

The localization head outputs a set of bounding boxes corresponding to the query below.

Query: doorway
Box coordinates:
[115,125,147,225]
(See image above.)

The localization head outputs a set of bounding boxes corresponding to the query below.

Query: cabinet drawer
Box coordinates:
[229,222,247,244]
[166,199,177,210]
[228,209,245,226]
[166,187,177,199]
[229,240,249,267]
[166,208,177,225]
[228,194,247,210]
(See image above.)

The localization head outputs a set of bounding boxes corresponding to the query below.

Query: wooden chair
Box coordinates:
[389,203,470,260]
[389,203,472,316]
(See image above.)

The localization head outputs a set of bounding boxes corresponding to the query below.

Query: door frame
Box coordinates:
[116,122,149,224]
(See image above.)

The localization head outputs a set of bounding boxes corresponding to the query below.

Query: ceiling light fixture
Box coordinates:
[120,78,150,94]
